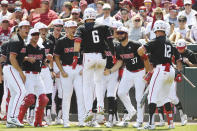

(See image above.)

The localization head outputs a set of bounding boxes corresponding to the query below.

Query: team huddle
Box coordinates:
[0,7,192,130]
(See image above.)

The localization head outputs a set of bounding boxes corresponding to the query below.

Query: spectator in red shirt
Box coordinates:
[152,0,162,8]
[0,16,10,45]
[21,0,41,12]
[29,0,58,26]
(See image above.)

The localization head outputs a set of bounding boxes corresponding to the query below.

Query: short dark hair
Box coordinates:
[178,15,187,21]
[120,8,129,13]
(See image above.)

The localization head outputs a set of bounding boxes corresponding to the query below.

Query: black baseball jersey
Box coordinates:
[105,41,120,69]
[54,37,82,65]
[179,49,197,67]
[116,41,144,72]
[74,22,113,53]
[6,33,26,66]
[42,39,54,55]
[23,44,46,72]
[47,33,63,49]
[0,42,8,66]
[144,36,176,66]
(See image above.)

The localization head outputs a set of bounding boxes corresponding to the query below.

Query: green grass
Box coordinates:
[0,123,197,131]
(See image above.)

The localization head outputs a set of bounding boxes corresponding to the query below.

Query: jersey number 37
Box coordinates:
[164,45,171,58]
[92,30,100,43]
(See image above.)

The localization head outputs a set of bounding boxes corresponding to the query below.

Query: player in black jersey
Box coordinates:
[35,22,55,125]
[176,39,197,67]
[73,8,115,123]
[3,20,30,127]
[18,28,51,127]
[138,20,182,129]
[104,26,146,128]
[54,21,85,128]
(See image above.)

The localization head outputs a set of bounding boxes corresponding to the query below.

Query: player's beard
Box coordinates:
[118,36,127,42]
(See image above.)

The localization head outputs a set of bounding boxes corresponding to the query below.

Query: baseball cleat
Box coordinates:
[63,123,70,128]
[91,120,101,128]
[133,122,143,128]
[157,119,165,127]
[96,114,105,124]
[168,123,175,129]
[55,117,63,125]
[143,123,155,130]
[27,116,34,126]
[123,110,136,121]
[181,114,188,126]
[105,121,113,128]
[45,115,52,125]
[78,122,85,127]
[116,121,129,127]
[7,117,24,127]
[84,111,94,122]
[6,123,17,128]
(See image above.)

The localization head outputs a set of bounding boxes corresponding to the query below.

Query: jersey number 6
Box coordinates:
[92,30,100,43]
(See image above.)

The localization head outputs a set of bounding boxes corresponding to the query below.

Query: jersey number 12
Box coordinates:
[164,45,171,58]
[92,30,100,43]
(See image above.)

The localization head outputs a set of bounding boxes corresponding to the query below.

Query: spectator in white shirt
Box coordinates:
[96,3,115,27]
[0,0,11,22]
[96,1,104,18]
[190,13,197,44]
[178,0,197,29]
[164,4,179,28]
[128,15,146,41]
[139,6,153,27]
[119,8,131,29]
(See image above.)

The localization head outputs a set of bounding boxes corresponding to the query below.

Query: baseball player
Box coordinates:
[3,20,30,127]
[73,8,115,122]
[18,28,53,127]
[169,39,197,126]
[103,21,123,128]
[104,26,146,128]
[35,22,55,125]
[54,20,86,128]
[138,20,182,129]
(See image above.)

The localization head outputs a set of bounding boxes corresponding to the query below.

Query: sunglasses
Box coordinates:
[135,19,140,22]
[155,12,162,15]
[178,20,186,23]
[2,21,9,23]
[72,13,79,15]
[42,1,49,5]
[54,25,63,27]
[31,33,40,36]
[144,3,151,5]
[184,4,191,6]
[1,5,8,7]
[139,10,145,13]
[171,9,179,13]
[117,32,126,35]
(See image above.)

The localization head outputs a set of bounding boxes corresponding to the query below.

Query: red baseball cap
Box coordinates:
[139,6,147,11]
[120,0,133,7]
[79,0,87,7]
[169,4,179,10]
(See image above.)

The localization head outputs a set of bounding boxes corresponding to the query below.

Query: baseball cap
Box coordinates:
[71,8,80,14]
[15,7,23,12]
[65,20,77,28]
[52,19,64,26]
[0,16,9,23]
[41,0,49,2]
[139,6,147,11]
[178,15,187,21]
[184,0,192,5]
[79,0,87,7]
[29,28,39,36]
[169,4,179,10]
[15,1,22,7]
[102,3,111,10]
[34,22,48,30]
[111,21,123,29]
[117,26,128,34]
[120,0,133,7]
[162,0,170,4]
[144,0,152,3]
[176,39,186,49]
[1,0,8,5]
[18,20,30,27]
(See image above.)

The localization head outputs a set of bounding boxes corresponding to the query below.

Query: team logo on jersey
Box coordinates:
[120,53,134,59]
[45,49,50,54]
[64,47,74,53]
[20,48,26,53]
[105,51,112,56]
[28,54,43,60]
